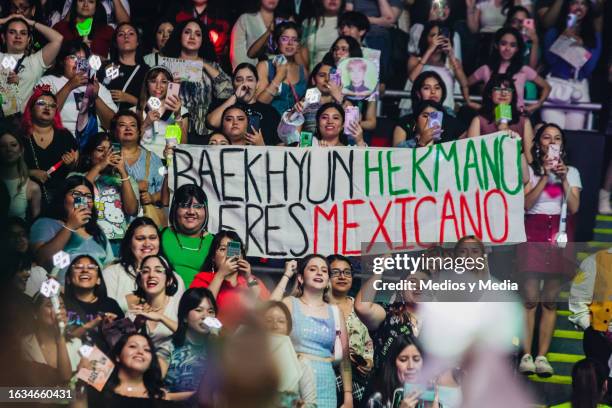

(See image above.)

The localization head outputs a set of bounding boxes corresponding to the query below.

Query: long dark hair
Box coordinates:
[109,22,145,64]
[480,73,520,125]
[272,21,301,54]
[322,35,362,65]
[554,0,596,49]
[68,0,108,30]
[173,287,218,347]
[529,122,568,177]
[315,102,347,145]
[118,217,161,277]
[487,27,525,78]
[201,230,246,272]
[0,17,34,54]
[169,184,209,234]
[418,21,451,64]
[161,18,217,63]
[571,359,608,408]
[78,132,112,173]
[372,335,425,404]
[504,5,531,27]
[133,254,179,299]
[106,333,165,399]
[47,40,92,77]
[410,71,448,108]
[64,254,108,300]
[50,176,106,245]
[292,254,330,301]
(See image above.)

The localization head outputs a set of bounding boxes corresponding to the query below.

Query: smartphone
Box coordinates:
[226,241,242,259]
[76,58,90,74]
[547,143,561,168]
[567,13,577,28]
[74,196,88,209]
[248,114,261,132]
[427,110,443,141]
[403,384,436,403]
[522,18,535,31]
[299,131,313,147]
[439,27,450,39]
[111,142,121,153]
[344,106,360,136]
[329,69,342,87]
[167,82,180,100]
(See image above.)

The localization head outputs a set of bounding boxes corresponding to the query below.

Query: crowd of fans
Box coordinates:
[0,0,611,406]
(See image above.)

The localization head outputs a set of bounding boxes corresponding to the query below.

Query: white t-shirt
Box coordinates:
[526,165,582,215]
[131,105,189,158]
[407,24,462,61]
[0,50,49,115]
[36,75,118,137]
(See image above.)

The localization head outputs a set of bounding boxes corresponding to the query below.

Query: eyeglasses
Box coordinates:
[493,87,514,95]
[279,36,298,45]
[178,202,206,210]
[330,268,352,278]
[34,100,57,109]
[72,264,99,271]
[71,191,94,201]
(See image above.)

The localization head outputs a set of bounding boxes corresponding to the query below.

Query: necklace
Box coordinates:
[174,230,205,251]
[299,297,326,308]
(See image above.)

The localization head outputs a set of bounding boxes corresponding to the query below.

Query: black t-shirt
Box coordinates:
[395,111,466,145]
[209,100,282,145]
[66,295,124,351]
[97,61,150,111]
[23,128,78,205]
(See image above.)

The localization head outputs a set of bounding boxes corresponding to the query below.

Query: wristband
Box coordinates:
[62,224,76,233]
[283,274,292,279]
[119,176,130,182]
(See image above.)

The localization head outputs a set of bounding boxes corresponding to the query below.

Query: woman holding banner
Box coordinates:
[315,102,367,147]
[394,100,459,148]
[270,255,353,408]
[161,19,233,143]
[517,123,581,378]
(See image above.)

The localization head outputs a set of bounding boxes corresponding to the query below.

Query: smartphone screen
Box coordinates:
[74,196,87,209]
[248,115,261,132]
[167,82,180,100]
[343,106,359,136]
[299,131,313,147]
[111,142,121,153]
[547,144,561,167]
[522,18,534,31]
[226,241,242,259]
[427,110,443,141]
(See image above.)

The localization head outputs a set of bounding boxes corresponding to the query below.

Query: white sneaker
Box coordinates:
[535,356,554,377]
[519,354,535,375]
[599,189,612,215]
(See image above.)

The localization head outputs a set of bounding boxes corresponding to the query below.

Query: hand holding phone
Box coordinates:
[226,241,242,259]
[546,143,561,169]
[248,114,261,132]
[167,82,180,100]
[427,110,443,140]
[344,106,360,136]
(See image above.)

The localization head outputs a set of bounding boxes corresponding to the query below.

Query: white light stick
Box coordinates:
[553,195,568,249]
[203,316,223,335]
[147,97,162,134]
[105,65,119,80]
[1,56,17,71]
[41,278,65,335]
[88,55,102,72]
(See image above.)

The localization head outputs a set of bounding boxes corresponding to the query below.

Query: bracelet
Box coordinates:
[62,224,76,233]
[119,175,130,182]
[282,274,292,279]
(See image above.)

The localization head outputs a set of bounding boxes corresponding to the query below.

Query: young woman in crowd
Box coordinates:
[517,123,581,377]
[467,74,534,162]
[314,102,367,147]
[300,0,343,71]
[262,300,317,407]
[126,254,180,351]
[170,0,231,57]
[85,333,167,405]
[541,0,602,130]
[0,14,63,115]
[402,22,476,115]
[21,89,78,206]
[0,126,41,220]
[395,100,460,149]
[208,132,230,145]
[136,67,189,158]
[59,0,130,28]
[407,0,462,61]
[161,18,233,143]
[37,40,117,144]
[257,21,308,115]
[504,6,540,70]
[111,110,164,218]
[63,255,123,347]
[468,27,550,113]
[230,0,280,69]
[158,287,217,401]
[550,359,610,408]
[218,105,266,146]
[207,63,282,146]
[97,22,150,111]
[52,0,114,57]
[191,230,270,330]
[328,254,373,405]
[393,72,466,146]
[78,131,138,251]
[22,293,81,383]
[270,255,353,408]
[103,217,185,313]
[161,184,215,287]
[143,19,174,67]
[30,175,113,280]
[1,0,63,27]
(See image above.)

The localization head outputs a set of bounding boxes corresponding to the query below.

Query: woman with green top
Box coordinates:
[161,184,214,287]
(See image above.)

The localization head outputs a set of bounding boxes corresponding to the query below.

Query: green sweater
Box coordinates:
[161,228,214,287]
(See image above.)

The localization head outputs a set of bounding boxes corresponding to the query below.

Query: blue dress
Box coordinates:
[290,297,337,408]
[267,60,307,115]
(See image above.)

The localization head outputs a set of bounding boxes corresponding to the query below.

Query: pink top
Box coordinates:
[471,63,538,108]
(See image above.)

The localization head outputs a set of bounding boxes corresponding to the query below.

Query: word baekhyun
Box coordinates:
[372,253,487,275]
[373,279,519,292]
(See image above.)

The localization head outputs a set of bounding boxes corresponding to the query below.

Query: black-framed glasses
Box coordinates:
[330,268,352,278]
[493,87,514,95]
[178,202,206,210]
[71,191,94,201]
[72,264,99,271]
